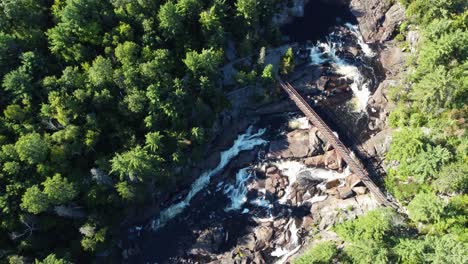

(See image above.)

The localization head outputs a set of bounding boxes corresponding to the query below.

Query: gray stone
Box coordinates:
[337,186,354,199]
[353,186,368,195]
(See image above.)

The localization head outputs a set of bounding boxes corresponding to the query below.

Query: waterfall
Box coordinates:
[151,126,267,230]
[345,23,375,57]
[224,167,253,211]
[308,25,375,111]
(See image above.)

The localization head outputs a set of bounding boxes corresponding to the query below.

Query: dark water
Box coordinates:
[281,0,357,42]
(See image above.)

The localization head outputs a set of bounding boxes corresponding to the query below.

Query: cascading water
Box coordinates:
[308,24,376,112]
[151,126,267,230]
[128,18,381,263]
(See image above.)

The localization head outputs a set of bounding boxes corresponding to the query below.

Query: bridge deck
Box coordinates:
[279,81,398,209]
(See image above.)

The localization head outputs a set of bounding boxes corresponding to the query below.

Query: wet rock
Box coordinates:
[353,186,368,195]
[316,76,329,91]
[277,189,285,198]
[324,149,341,170]
[255,226,274,250]
[239,233,256,251]
[266,166,278,175]
[337,186,354,199]
[265,178,276,194]
[346,174,362,188]
[189,227,224,257]
[273,219,287,229]
[325,178,341,189]
[254,252,265,264]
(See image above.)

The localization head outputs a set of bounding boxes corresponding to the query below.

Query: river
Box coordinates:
[123,2,382,263]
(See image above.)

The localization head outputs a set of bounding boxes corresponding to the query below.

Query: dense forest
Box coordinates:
[1,0,467,263]
[0,0,282,262]
[294,0,467,263]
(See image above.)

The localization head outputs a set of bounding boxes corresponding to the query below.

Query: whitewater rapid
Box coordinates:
[151,126,267,230]
[308,23,375,111]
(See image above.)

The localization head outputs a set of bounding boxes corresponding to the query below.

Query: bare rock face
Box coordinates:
[337,186,354,199]
[304,155,326,167]
[350,0,406,43]
[345,174,362,188]
[380,46,406,75]
[268,129,323,159]
[353,186,368,195]
[189,227,225,257]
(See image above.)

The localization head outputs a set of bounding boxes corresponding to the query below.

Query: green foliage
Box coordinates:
[407,192,445,223]
[261,64,275,85]
[111,146,156,182]
[21,185,50,214]
[35,254,72,264]
[15,133,48,165]
[184,48,223,77]
[433,161,468,193]
[335,208,397,243]
[293,241,338,264]
[383,3,467,264]
[158,1,183,39]
[280,47,294,75]
[0,0,284,260]
[42,174,78,205]
[235,70,257,86]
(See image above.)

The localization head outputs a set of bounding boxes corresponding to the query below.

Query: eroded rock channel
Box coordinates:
[122,0,404,263]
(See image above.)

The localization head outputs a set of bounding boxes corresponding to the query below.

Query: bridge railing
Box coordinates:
[279,80,398,209]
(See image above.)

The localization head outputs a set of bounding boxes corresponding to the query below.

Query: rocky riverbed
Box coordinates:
[120,0,408,262]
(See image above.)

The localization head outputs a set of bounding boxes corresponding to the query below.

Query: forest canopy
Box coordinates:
[0,0,282,261]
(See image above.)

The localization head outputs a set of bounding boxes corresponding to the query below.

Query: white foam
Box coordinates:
[224,167,253,211]
[288,116,310,130]
[345,23,375,57]
[307,28,374,112]
[151,126,267,230]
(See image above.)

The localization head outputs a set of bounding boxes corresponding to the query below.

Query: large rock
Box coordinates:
[189,227,225,257]
[346,174,362,188]
[254,226,274,250]
[350,0,406,43]
[309,127,323,155]
[268,129,312,159]
[380,46,405,75]
[304,155,326,167]
[337,186,354,199]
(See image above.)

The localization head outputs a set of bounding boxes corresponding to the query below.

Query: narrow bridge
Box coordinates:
[279,80,398,209]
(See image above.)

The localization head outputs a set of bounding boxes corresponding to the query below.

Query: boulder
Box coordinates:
[353,186,368,195]
[308,127,322,155]
[346,174,362,188]
[324,149,340,170]
[265,178,276,194]
[325,178,341,189]
[254,252,265,264]
[316,76,329,91]
[255,226,274,249]
[337,186,354,199]
[380,46,405,74]
[266,166,278,175]
[288,130,311,158]
[189,227,224,257]
[304,155,326,167]
[302,215,314,231]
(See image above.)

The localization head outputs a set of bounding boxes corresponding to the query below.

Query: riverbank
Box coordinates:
[119,0,409,262]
